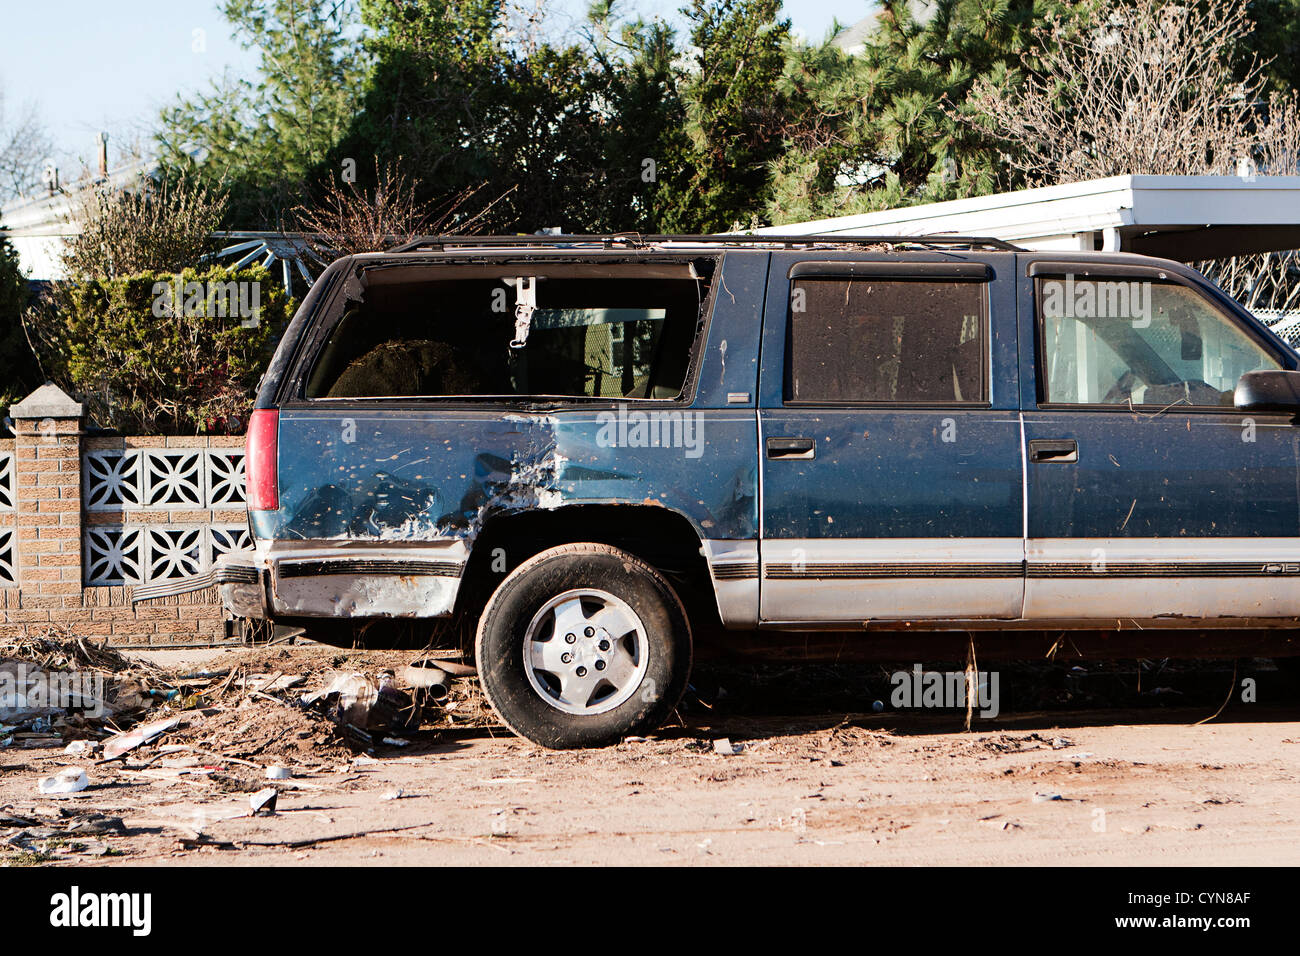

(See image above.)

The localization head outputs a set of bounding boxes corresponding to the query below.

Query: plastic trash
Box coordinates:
[265,766,291,780]
[302,671,416,747]
[102,715,180,760]
[39,767,89,795]
[250,788,278,815]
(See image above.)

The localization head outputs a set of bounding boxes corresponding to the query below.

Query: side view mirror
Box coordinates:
[1235,369,1300,412]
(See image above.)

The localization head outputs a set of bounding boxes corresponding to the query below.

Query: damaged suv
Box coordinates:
[146,234,1300,747]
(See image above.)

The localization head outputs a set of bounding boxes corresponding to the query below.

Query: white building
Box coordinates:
[0,143,306,291]
[0,142,158,280]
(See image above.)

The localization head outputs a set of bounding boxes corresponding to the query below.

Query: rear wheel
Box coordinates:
[475,543,692,748]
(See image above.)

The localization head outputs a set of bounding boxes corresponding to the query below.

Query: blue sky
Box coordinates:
[2,0,873,171]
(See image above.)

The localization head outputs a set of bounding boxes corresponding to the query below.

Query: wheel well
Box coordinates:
[456,505,719,629]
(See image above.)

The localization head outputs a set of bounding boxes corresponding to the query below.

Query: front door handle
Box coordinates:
[1028,438,1078,463]
[766,437,816,460]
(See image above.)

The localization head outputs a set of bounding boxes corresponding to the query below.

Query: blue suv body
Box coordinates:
[196,234,1300,746]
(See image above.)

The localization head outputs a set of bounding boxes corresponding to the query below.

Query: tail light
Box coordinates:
[246,409,279,511]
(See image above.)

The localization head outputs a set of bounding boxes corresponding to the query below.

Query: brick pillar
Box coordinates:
[10,385,84,616]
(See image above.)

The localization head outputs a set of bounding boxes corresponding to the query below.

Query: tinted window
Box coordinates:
[788,278,987,403]
[1036,277,1281,406]
[305,268,710,400]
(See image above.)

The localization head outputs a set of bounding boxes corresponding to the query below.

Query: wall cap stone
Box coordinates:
[10,384,84,421]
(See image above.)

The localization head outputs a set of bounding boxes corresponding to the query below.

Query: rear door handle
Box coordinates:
[766,437,815,460]
[1028,438,1078,463]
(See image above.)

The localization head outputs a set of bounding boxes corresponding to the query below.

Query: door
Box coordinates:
[1019,259,1300,621]
[758,253,1025,625]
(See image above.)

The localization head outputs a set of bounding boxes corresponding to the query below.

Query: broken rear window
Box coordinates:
[304,261,713,401]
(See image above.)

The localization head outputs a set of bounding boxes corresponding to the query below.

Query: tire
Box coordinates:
[475,543,692,748]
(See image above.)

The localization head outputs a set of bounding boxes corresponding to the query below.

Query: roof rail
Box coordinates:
[386,232,1022,253]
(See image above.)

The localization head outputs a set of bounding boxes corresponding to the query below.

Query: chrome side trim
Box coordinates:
[713,562,760,580]
[1023,537,1300,619]
[1028,561,1300,577]
[216,565,260,585]
[131,571,217,602]
[766,562,1023,579]
[760,538,1026,622]
[278,558,462,578]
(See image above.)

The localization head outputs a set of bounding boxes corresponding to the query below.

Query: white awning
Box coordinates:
[763,174,1300,261]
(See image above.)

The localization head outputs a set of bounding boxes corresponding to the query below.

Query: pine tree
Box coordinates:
[767,0,1073,224]
[157,0,365,228]
[656,0,793,232]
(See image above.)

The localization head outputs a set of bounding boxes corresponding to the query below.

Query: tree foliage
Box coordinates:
[0,90,55,203]
[287,157,506,262]
[964,0,1286,183]
[655,0,792,232]
[766,0,1074,224]
[961,0,1300,311]
[145,0,1300,238]
[157,0,364,227]
[61,175,228,281]
[0,233,39,409]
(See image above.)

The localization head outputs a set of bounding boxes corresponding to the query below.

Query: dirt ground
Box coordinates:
[2,644,1298,866]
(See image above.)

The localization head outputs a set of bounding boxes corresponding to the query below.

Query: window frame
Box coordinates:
[1029,262,1293,412]
[782,265,994,409]
[281,254,721,411]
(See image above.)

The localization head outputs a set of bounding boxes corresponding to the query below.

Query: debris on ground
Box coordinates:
[0,637,500,862]
[0,631,172,735]
[101,716,181,761]
[38,768,88,796]
[249,788,279,815]
[401,662,451,704]
[1,805,129,861]
[301,672,418,750]
[0,631,491,785]
[0,644,1292,865]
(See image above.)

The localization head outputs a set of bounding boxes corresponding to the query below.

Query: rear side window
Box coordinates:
[787,278,987,403]
[1035,277,1281,407]
[304,263,712,401]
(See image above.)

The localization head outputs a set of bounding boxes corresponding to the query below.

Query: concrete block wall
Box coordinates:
[0,385,242,647]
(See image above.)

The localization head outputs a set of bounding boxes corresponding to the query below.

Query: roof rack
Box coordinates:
[386,232,1022,254]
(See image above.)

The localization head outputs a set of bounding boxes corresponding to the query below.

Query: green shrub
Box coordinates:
[29,264,291,434]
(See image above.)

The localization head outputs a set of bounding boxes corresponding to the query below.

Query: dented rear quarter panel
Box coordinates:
[258,407,759,542]
[245,251,768,620]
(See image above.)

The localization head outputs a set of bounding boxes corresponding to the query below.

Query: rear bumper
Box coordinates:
[133,539,469,621]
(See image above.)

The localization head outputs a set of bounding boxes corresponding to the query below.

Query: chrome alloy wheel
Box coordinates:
[521,588,649,716]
